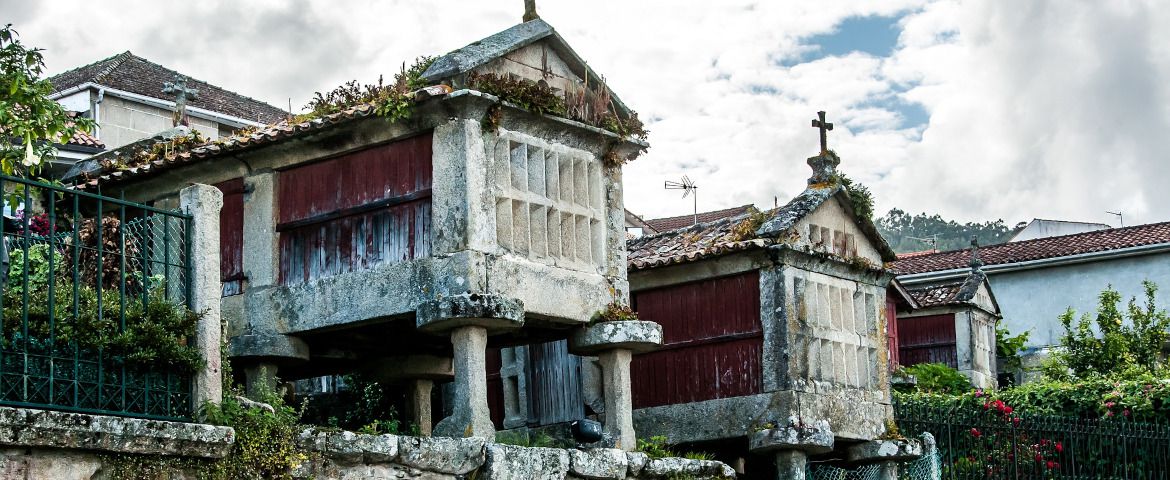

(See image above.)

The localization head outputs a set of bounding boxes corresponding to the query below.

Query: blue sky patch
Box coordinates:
[807,15,902,59]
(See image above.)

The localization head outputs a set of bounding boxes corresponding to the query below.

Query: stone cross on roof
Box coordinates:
[969,236,984,271]
[811,110,833,154]
[162,75,199,127]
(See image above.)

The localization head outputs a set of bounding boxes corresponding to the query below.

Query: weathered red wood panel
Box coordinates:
[886,290,900,369]
[277,133,433,284]
[215,178,245,296]
[630,271,762,409]
[897,313,957,368]
[485,348,505,429]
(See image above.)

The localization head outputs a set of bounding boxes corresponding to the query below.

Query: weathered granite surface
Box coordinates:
[568,320,663,355]
[0,406,234,458]
[748,421,834,455]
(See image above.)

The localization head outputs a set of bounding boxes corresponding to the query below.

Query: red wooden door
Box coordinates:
[277,133,433,284]
[630,271,763,408]
[897,313,958,368]
[215,178,245,296]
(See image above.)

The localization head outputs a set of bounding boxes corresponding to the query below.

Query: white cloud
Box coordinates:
[6,0,1170,226]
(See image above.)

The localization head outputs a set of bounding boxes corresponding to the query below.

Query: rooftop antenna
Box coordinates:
[665,175,699,225]
[1106,211,1123,227]
[907,235,938,249]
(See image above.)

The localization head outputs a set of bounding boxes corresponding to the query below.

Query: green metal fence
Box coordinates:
[0,175,195,420]
[896,400,1170,479]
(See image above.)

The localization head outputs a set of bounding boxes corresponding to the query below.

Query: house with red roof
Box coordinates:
[892,222,1170,380]
[47,51,285,155]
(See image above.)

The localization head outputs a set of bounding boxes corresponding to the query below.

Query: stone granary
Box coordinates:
[894,241,1001,388]
[624,142,920,476]
[63,17,657,445]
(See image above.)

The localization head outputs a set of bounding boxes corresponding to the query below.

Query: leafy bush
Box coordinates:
[896,373,1170,423]
[202,389,307,479]
[898,363,972,395]
[2,244,203,372]
[298,373,405,433]
[1045,281,1169,381]
[996,326,1030,375]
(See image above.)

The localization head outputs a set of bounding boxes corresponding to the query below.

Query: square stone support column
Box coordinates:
[774,450,808,480]
[749,422,834,480]
[244,362,278,399]
[598,349,634,450]
[417,293,524,441]
[846,439,924,480]
[434,325,495,439]
[570,320,663,451]
[409,379,434,436]
[180,184,223,408]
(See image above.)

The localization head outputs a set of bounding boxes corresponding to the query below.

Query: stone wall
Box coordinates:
[0,406,732,480]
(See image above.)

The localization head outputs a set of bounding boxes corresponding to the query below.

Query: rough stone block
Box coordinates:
[301,429,400,465]
[416,293,525,333]
[0,406,234,459]
[398,435,486,474]
[625,451,649,476]
[642,457,733,479]
[483,444,570,480]
[846,438,924,463]
[568,448,627,480]
[569,321,662,355]
[229,333,310,361]
[748,421,834,455]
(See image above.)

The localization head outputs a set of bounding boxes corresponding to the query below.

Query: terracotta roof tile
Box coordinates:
[891,222,1170,275]
[627,209,770,271]
[644,204,754,233]
[49,52,286,124]
[64,128,103,149]
[67,86,453,188]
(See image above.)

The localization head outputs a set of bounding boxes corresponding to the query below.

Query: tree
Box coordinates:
[1044,281,1170,380]
[0,24,93,178]
[876,208,1020,253]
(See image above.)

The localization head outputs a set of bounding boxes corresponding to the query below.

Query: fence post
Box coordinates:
[181,184,223,410]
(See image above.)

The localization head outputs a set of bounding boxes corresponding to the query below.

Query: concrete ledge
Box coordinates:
[229,333,310,362]
[748,421,834,455]
[569,321,663,355]
[0,406,235,459]
[846,438,924,463]
[416,293,525,334]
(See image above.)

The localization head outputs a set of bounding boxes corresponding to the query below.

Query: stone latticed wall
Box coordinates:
[492,129,607,274]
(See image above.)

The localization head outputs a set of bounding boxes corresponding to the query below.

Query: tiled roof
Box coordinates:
[627,209,771,271]
[905,281,965,307]
[49,52,286,124]
[891,221,1170,275]
[644,204,754,233]
[62,126,104,150]
[66,86,453,188]
[897,249,939,259]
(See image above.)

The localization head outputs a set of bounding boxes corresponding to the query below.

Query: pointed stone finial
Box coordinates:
[523,0,539,22]
[969,236,984,271]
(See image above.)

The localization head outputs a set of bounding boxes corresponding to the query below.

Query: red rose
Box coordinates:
[1055,442,1063,453]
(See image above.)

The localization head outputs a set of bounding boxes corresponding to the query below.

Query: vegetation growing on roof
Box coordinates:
[0,24,96,178]
[467,72,648,167]
[728,206,769,242]
[832,171,875,222]
[300,56,436,123]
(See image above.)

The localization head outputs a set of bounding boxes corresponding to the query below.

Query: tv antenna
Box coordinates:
[665,175,699,225]
[907,235,938,249]
[1106,211,1123,227]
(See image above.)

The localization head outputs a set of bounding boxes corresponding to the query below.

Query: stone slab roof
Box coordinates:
[421,18,632,118]
[892,221,1170,275]
[644,204,754,233]
[49,51,286,124]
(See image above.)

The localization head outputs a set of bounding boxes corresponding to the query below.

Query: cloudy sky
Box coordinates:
[6,0,1169,226]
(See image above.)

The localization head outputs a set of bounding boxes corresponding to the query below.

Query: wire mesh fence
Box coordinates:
[896,400,1170,479]
[0,175,195,420]
[806,447,942,480]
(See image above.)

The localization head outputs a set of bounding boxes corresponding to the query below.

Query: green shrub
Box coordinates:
[1046,281,1170,381]
[900,363,972,395]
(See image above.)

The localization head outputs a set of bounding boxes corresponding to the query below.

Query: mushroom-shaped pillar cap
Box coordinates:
[748,420,835,455]
[416,293,525,334]
[569,320,663,355]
